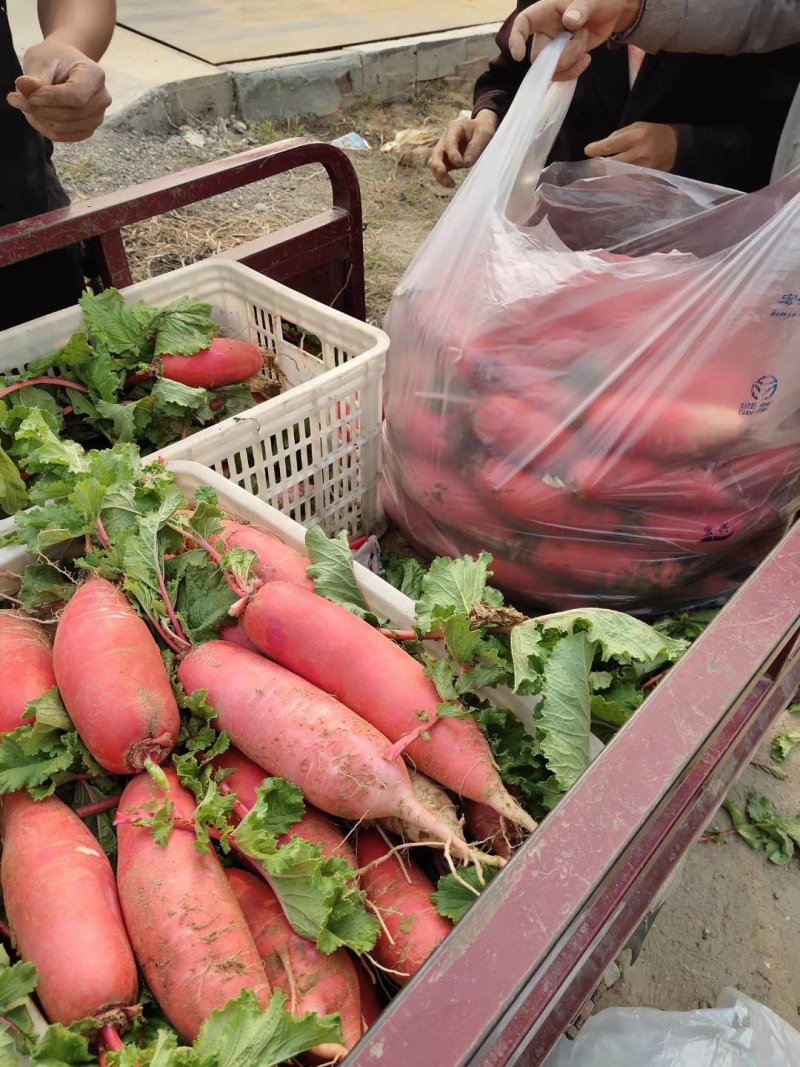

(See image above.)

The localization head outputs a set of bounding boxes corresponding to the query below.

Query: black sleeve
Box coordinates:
[675,44,800,192]
[673,123,774,192]
[472,3,532,121]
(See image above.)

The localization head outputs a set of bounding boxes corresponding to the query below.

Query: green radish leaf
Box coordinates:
[535,608,688,665]
[509,624,547,694]
[443,614,482,664]
[25,688,71,731]
[31,1024,95,1065]
[771,730,800,762]
[0,955,37,1014]
[590,680,644,729]
[415,552,502,633]
[26,329,92,377]
[168,550,239,646]
[475,706,546,814]
[0,445,28,514]
[433,866,500,922]
[0,725,77,797]
[12,410,88,476]
[149,297,216,358]
[306,527,379,624]
[174,753,237,855]
[191,989,342,1067]
[235,780,306,841]
[234,788,378,955]
[536,631,594,793]
[7,567,72,615]
[382,555,426,599]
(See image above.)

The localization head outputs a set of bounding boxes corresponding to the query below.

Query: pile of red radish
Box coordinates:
[383,286,800,613]
[0,520,532,1057]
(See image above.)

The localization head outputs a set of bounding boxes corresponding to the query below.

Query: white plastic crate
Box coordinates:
[0,259,388,540]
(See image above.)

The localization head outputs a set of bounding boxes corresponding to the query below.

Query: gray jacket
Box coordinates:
[618,0,800,178]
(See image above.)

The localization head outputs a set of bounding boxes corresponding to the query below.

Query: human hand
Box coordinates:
[508,0,641,80]
[429,111,500,188]
[7,38,111,142]
[585,121,678,171]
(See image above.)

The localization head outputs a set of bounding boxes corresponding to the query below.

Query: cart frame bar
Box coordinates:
[345,522,800,1067]
[0,138,366,320]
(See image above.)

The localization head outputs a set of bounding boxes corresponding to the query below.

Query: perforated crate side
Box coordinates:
[158,352,385,539]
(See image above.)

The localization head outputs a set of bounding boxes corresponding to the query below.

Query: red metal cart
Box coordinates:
[2,138,798,1067]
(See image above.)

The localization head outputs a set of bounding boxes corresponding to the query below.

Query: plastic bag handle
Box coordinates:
[463,33,576,223]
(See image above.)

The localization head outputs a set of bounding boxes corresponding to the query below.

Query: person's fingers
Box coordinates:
[8,85,110,118]
[462,125,494,168]
[17,63,105,110]
[585,126,636,157]
[511,1,593,62]
[14,75,44,97]
[429,138,457,187]
[442,120,468,169]
[551,51,592,80]
[608,149,640,164]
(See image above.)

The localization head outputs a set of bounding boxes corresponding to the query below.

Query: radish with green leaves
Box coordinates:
[178,642,508,864]
[241,581,536,833]
[213,746,357,867]
[227,868,362,1059]
[0,791,138,1027]
[52,578,180,774]
[116,768,271,1041]
[355,829,452,986]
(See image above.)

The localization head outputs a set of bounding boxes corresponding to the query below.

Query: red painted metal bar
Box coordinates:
[0,138,365,319]
[346,521,800,1067]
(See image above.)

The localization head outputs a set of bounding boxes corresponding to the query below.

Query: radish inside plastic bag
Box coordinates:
[382,36,800,614]
[545,989,800,1066]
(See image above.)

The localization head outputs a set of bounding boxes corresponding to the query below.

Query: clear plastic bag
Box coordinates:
[545,989,800,1066]
[382,37,800,613]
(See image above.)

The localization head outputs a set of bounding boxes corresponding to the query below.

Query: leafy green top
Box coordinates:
[0,290,255,518]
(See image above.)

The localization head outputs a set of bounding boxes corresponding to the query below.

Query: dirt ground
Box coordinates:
[54,79,800,1035]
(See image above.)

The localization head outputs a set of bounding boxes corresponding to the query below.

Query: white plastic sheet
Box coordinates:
[546,989,800,1066]
[382,37,800,613]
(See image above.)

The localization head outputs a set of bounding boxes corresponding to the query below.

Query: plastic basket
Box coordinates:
[0,258,388,544]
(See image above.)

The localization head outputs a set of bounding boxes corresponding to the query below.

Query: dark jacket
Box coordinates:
[472,2,800,192]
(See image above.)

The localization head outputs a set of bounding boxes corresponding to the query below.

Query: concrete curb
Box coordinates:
[109,25,499,134]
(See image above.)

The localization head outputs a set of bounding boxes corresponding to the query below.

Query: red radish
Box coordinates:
[220,621,262,653]
[633,504,780,554]
[354,963,383,1029]
[241,583,535,833]
[473,396,575,469]
[580,394,744,462]
[569,456,737,510]
[0,613,56,733]
[226,868,361,1059]
[52,578,180,774]
[467,801,518,861]
[478,460,621,535]
[219,520,314,590]
[722,444,800,503]
[384,404,462,457]
[212,747,356,867]
[395,458,507,542]
[486,556,580,609]
[0,792,138,1026]
[116,769,270,1041]
[178,642,511,862]
[355,829,451,986]
[159,337,263,389]
[533,537,692,596]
